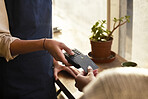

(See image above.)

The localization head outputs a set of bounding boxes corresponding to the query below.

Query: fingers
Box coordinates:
[69,66,80,75]
[87,66,94,76]
[62,44,74,55]
[69,66,85,76]
[93,69,98,77]
[63,66,77,78]
[53,48,71,66]
[74,66,96,92]
[59,43,74,65]
[87,66,98,76]
[78,68,85,75]
[45,39,71,66]
[54,69,59,81]
[87,66,93,73]
[75,74,85,91]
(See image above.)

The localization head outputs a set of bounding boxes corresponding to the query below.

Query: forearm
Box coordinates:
[10,39,45,56]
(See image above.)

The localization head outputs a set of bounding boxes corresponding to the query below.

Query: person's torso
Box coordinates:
[0,0,57,99]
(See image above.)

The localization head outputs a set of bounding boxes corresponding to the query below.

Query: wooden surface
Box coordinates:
[57,54,126,98]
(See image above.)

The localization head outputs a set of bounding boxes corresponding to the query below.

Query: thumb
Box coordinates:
[54,69,59,81]
[88,66,93,72]
[87,66,93,76]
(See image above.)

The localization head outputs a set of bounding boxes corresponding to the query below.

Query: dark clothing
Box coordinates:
[0,0,57,99]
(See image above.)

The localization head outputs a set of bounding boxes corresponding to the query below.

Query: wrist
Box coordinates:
[43,38,47,50]
[41,38,53,51]
[40,38,50,50]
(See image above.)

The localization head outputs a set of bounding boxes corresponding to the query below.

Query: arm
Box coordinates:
[0,0,74,65]
[10,39,74,65]
[0,0,19,61]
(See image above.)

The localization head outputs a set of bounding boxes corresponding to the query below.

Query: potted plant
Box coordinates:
[89,16,130,63]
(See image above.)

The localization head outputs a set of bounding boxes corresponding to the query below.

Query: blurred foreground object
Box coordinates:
[81,67,148,99]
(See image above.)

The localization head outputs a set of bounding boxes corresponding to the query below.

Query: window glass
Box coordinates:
[52,0,107,54]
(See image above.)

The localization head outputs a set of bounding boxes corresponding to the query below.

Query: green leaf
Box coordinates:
[113,18,117,22]
[95,22,99,26]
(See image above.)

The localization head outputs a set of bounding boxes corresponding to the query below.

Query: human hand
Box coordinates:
[53,59,76,80]
[44,39,74,66]
[70,66,98,91]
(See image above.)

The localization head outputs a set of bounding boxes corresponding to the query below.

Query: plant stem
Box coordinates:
[113,21,116,30]
[107,20,128,40]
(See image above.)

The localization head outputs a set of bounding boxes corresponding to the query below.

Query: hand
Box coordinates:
[53,59,76,80]
[70,66,98,91]
[44,39,74,66]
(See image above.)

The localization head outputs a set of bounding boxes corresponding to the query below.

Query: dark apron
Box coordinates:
[0,0,57,99]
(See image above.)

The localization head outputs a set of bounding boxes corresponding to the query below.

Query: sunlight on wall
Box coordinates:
[52,0,107,55]
[132,0,148,68]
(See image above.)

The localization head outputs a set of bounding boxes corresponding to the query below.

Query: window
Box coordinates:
[119,0,148,68]
[53,0,148,68]
[52,0,107,55]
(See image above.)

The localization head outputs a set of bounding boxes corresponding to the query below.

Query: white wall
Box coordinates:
[53,0,107,54]
[132,0,148,68]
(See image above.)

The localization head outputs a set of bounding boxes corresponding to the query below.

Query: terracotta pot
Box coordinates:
[90,38,113,58]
